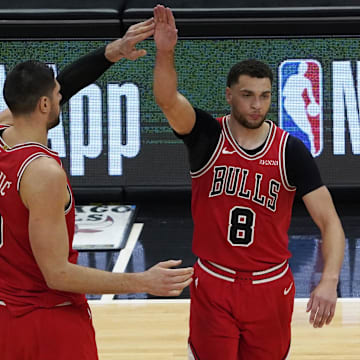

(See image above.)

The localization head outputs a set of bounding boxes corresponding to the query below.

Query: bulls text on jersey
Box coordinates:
[209,165,281,212]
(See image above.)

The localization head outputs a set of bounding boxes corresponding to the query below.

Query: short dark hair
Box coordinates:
[226,59,273,87]
[3,60,55,116]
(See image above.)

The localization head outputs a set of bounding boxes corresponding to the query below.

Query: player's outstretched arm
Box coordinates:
[21,157,193,296]
[302,185,345,328]
[0,18,155,123]
[153,5,195,135]
[58,17,155,104]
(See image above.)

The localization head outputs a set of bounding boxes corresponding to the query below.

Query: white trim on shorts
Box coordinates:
[188,344,196,360]
[208,260,236,274]
[252,264,289,284]
[198,259,235,282]
[198,259,289,285]
[252,260,287,275]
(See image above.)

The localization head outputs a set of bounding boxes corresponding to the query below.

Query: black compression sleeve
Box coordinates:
[57,45,113,105]
[175,108,222,172]
[285,135,323,197]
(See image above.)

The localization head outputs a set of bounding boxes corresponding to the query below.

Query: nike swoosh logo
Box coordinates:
[284,282,293,296]
[222,148,236,155]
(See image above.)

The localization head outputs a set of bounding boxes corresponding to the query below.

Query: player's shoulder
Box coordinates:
[284,134,315,165]
[286,134,311,152]
[272,121,298,143]
[20,157,68,208]
[23,156,66,186]
[28,155,62,172]
[194,107,223,128]
[194,107,216,120]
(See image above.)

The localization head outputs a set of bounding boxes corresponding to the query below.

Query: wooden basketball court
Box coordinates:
[90,299,360,359]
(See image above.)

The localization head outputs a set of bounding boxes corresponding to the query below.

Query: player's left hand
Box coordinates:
[306,279,338,328]
[105,18,155,62]
[153,5,178,51]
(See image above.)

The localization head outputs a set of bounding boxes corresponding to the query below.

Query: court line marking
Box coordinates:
[99,223,143,303]
[90,297,360,305]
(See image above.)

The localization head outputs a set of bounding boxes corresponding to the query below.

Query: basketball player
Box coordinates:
[153,5,345,360]
[0,20,193,360]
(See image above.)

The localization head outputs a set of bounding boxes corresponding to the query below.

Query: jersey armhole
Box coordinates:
[64,185,73,215]
[278,133,296,192]
[190,133,224,178]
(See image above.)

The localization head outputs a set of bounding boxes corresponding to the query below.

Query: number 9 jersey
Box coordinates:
[190,116,296,272]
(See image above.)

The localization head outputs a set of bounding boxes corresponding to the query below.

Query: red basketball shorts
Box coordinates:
[188,259,295,360]
[0,301,98,360]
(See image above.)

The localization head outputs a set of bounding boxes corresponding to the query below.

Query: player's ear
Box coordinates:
[38,96,50,114]
[225,87,232,105]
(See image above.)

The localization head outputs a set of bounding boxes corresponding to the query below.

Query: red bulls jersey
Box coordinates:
[191,117,296,271]
[0,125,85,316]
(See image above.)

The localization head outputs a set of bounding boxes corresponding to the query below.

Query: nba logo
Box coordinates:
[279,60,323,157]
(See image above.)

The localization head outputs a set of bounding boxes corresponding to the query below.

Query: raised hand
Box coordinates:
[105,18,155,62]
[154,5,178,51]
[143,259,193,296]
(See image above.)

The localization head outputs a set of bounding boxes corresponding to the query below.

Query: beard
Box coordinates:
[232,108,267,130]
[47,108,60,130]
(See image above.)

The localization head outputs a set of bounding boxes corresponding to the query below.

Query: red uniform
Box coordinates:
[0,125,98,360]
[188,117,296,360]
